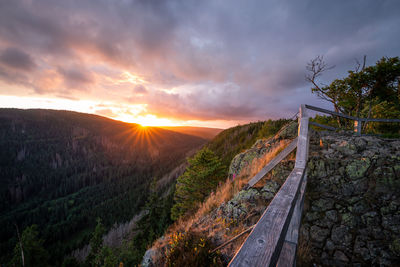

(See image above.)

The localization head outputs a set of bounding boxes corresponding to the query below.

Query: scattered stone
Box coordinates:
[346,158,370,180]
[261,180,280,193]
[311,198,334,212]
[361,211,380,226]
[331,225,352,246]
[141,248,155,267]
[325,210,338,222]
[334,250,349,262]
[310,225,330,243]
[382,214,400,233]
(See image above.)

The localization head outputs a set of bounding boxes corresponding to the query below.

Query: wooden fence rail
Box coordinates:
[229,105,310,266]
[245,137,298,188]
[229,104,399,266]
[305,104,400,135]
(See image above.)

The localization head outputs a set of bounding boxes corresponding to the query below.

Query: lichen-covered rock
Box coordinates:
[333,250,349,263]
[346,158,370,180]
[261,180,280,195]
[298,131,400,266]
[311,198,334,212]
[310,225,330,243]
[228,122,297,178]
[141,248,156,267]
[331,225,352,246]
[391,239,400,257]
[325,210,338,222]
[220,188,263,220]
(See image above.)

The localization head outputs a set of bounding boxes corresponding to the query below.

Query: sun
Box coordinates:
[135,114,178,127]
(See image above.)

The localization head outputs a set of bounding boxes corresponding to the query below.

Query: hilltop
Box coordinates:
[159,126,223,140]
[0,108,206,265]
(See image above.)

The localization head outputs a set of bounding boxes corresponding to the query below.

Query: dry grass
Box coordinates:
[150,137,296,265]
[239,139,291,185]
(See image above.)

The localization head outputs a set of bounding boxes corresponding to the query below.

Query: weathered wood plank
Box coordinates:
[306,104,400,123]
[283,171,307,244]
[228,168,306,267]
[276,172,308,266]
[362,118,400,122]
[276,241,296,267]
[246,137,298,188]
[309,121,336,131]
[305,104,358,121]
[295,106,309,169]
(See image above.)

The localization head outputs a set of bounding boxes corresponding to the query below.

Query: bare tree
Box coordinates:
[305,56,337,105]
[305,56,343,126]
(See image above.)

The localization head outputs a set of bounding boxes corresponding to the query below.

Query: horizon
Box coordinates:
[1,1,400,128]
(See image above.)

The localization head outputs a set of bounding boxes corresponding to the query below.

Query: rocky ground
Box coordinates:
[300,131,400,266]
[142,128,400,266]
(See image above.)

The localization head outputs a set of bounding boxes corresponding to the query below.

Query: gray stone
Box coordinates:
[382,214,400,233]
[141,248,155,267]
[331,225,352,246]
[390,238,400,257]
[261,180,280,194]
[336,140,357,156]
[351,200,369,214]
[311,198,334,212]
[334,250,349,262]
[305,211,320,222]
[361,211,380,226]
[354,236,371,261]
[325,239,335,251]
[346,158,370,180]
[325,210,338,222]
[367,240,383,259]
[310,225,330,243]
[261,191,274,200]
[341,183,355,196]
[341,213,358,228]
[354,138,367,151]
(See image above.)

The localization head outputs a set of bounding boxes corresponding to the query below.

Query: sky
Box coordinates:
[0,0,399,128]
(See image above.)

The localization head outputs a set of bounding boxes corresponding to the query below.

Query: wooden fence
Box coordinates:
[305,104,400,136]
[228,104,399,266]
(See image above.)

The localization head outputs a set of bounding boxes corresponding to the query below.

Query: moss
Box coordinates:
[341,213,357,228]
[390,239,400,256]
[346,158,370,180]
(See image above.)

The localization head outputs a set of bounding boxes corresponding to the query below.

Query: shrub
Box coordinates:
[165,231,224,267]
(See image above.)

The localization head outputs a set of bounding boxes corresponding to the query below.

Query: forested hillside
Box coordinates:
[0,109,206,265]
[159,126,223,140]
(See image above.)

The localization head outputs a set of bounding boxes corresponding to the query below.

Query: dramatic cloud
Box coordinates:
[0,0,399,126]
[0,47,36,70]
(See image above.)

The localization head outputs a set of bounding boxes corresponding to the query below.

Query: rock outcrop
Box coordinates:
[300,131,400,266]
[141,127,400,266]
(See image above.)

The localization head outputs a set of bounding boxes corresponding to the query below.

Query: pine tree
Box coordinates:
[86,218,105,266]
[171,148,226,220]
[11,224,49,267]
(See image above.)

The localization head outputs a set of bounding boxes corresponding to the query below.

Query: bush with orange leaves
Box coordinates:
[165,231,224,267]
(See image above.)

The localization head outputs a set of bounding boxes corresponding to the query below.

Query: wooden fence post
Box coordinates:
[354,120,362,136]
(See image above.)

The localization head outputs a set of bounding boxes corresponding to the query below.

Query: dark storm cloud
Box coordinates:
[0,0,399,120]
[0,47,36,70]
[58,67,94,87]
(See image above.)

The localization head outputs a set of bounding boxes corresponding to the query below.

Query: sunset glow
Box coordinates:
[0,1,399,128]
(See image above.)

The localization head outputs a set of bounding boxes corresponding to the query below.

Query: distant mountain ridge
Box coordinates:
[0,108,206,265]
[159,126,223,140]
